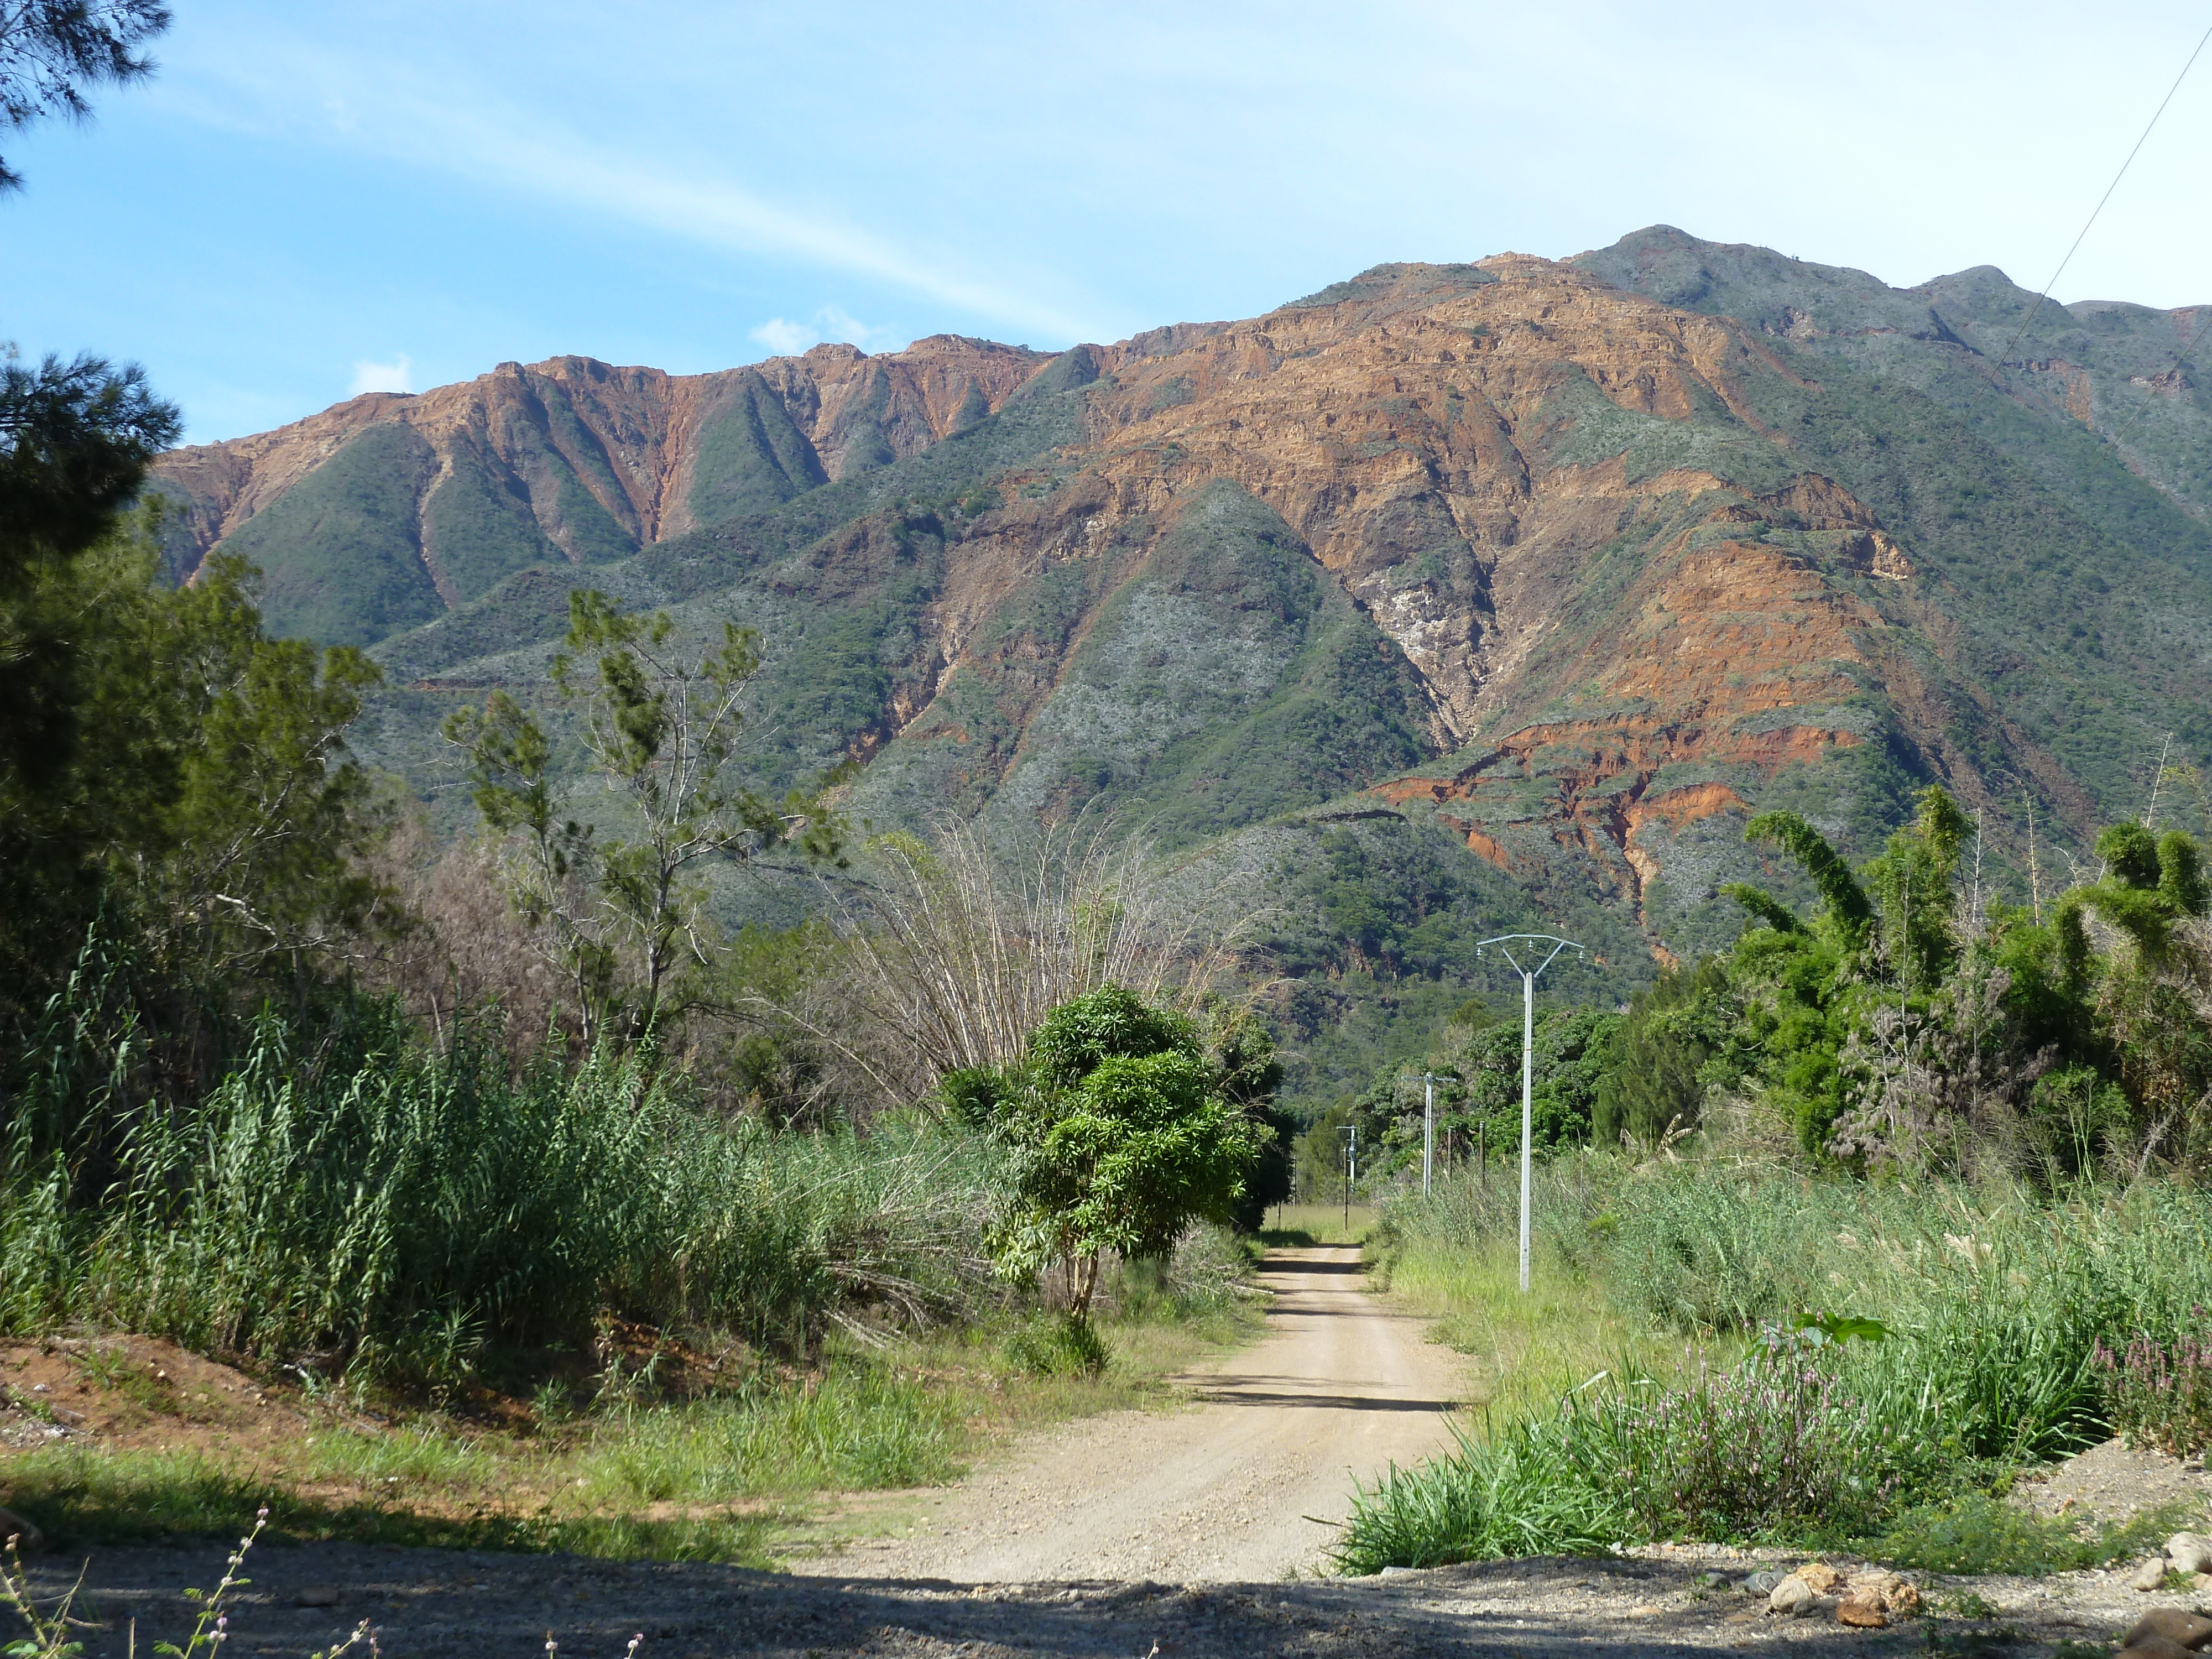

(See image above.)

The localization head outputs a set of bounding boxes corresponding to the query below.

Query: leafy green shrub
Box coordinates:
[984,985,1269,1323]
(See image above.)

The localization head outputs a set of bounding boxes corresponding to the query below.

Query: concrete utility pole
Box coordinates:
[1418,1072,1452,1196]
[1338,1123,1358,1230]
[1477,933,1585,1293]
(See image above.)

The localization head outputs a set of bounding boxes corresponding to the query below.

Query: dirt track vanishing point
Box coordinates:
[803,1243,1468,1583]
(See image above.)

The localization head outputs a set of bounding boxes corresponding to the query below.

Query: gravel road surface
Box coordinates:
[800,1243,1467,1584]
[17,1540,2170,1658]
[14,1248,2178,1656]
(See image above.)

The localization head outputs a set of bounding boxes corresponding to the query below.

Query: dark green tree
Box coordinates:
[0,1,170,191]
[985,985,1271,1322]
[1595,956,1736,1147]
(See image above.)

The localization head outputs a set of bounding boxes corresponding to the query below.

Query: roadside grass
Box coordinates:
[1336,1159,2212,1574]
[0,1243,1270,1565]
[1371,1231,1710,1417]
[1260,1204,1378,1246]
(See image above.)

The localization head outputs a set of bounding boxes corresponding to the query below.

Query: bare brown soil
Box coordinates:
[2016,1436,2212,1528]
[1,1335,315,1457]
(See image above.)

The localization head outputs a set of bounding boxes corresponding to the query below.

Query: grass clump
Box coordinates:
[1003,1315,1110,1378]
[1865,1492,2182,1574]
[1334,1420,1621,1572]
[1341,1159,2212,1572]
[574,1368,968,1499]
[3,1001,999,1386]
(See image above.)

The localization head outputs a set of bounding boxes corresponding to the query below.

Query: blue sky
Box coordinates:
[6,1,2210,443]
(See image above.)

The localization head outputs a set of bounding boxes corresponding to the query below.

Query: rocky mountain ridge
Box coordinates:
[148,229,2212,1084]
[153,335,1049,643]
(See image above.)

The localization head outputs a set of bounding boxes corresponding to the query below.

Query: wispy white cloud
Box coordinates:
[750,318,813,355]
[749,306,897,358]
[168,36,1103,345]
[348,353,414,395]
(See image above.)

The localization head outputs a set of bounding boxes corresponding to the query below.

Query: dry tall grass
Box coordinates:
[817,818,1249,1108]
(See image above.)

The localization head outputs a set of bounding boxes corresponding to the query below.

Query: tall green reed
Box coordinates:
[2,998,1001,1381]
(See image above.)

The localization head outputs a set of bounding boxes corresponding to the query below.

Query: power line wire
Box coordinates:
[1995,18,2212,371]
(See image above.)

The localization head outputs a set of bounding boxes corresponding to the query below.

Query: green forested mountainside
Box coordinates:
[687,369,831,523]
[1574,226,2212,796]
[221,422,446,645]
[164,232,2212,1106]
[871,481,1436,846]
[1575,226,2212,524]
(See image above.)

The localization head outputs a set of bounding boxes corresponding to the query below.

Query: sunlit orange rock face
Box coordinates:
[906,257,1948,927]
[155,255,1995,943]
[155,335,1047,585]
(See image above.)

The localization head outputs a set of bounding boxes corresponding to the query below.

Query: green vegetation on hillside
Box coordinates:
[225,421,444,644]
[980,481,1434,844]
[1579,225,2212,814]
[687,369,829,523]
[422,439,559,602]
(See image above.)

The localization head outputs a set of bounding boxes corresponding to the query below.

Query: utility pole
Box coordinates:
[1418,1072,1451,1196]
[1477,933,1586,1293]
[1338,1123,1358,1231]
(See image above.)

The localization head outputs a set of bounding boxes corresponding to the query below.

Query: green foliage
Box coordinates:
[1002,1313,1110,1378]
[1337,1347,1922,1567]
[0,2,171,195]
[1868,1492,2180,1574]
[1708,784,2169,1157]
[1594,957,1735,1146]
[982,985,1273,1321]
[2095,1318,2212,1457]
[576,1366,968,1495]
[1744,809,1874,943]
[445,587,843,1041]
[0,1447,777,1563]
[1028,983,1196,1088]
[1354,1160,2212,1569]
[1441,1005,1620,1155]
[0,994,997,1370]
[1333,1418,1623,1571]
[1,514,384,1032]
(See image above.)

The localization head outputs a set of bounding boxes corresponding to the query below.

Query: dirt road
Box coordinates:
[800,1244,1468,1583]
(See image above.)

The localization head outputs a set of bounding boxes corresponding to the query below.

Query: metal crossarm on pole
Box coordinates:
[1476,933,1585,1293]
